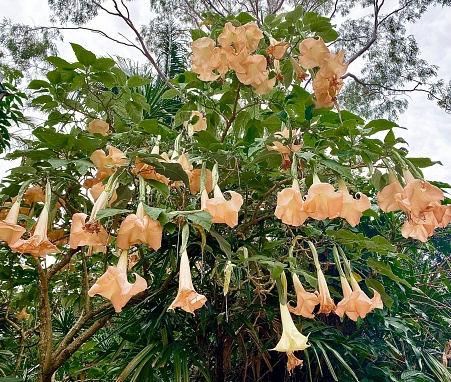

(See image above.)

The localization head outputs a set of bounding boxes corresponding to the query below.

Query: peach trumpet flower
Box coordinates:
[309,241,335,315]
[167,249,207,314]
[116,202,163,250]
[88,250,147,312]
[90,146,127,181]
[266,37,289,60]
[376,172,405,213]
[275,179,308,226]
[298,37,330,69]
[69,189,110,250]
[338,180,371,227]
[10,204,61,258]
[272,302,310,352]
[184,111,207,136]
[288,273,319,318]
[303,174,343,220]
[88,119,109,136]
[201,185,243,228]
[335,247,383,320]
[0,200,26,246]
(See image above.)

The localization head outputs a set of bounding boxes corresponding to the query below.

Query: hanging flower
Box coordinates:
[335,247,383,320]
[289,57,309,82]
[376,172,405,212]
[338,180,371,227]
[88,250,147,312]
[298,37,330,69]
[303,175,343,220]
[310,242,335,315]
[189,168,213,195]
[275,179,309,226]
[90,146,127,181]
[288,273,319,318]
[272,303,310,352]
[266,37,289,60]
[0,200,26,246]
[184,111,207,136]
[116,202,163,250]
[167,249,207,314]
[24,186,45,205]
[10,204,61,258]
[69,189,110,250]
[201,185,243,228]
[88,119,109,135]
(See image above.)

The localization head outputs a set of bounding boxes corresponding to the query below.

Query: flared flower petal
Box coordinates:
[88,251,147,312]
[338,181,371,227]
[69,213,109,248]
[167,250,207,314]
[202,185,243,228]
[10,205,60,258]
[272,303,310,352]
[303,177,343,220]
[275,180,308,226]
[288,273,319,318]
[0,201,26,245]
[116,203,163,250]
[88,119,109,135]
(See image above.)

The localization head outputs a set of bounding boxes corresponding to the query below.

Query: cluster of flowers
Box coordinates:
[377,169,451,242]
[275,175,371,227]
[300,37,348,108]
[191,22,283,94]
[272,244,383,373]
[191,22,348,106]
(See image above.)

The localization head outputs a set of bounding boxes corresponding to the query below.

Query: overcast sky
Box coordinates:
[2,0,451,186]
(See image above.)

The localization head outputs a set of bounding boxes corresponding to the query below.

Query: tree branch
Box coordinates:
[46,248,80,280]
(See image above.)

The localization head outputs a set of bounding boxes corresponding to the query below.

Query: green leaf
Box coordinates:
[365,278,393,309]
[141,158,190,187]
[365,119,399,135]
[367,258,411,287]
[161,89,179,100]
[28,79,50,89]
[190,29,208,41]
[185,211,212,231]
[142,204,170,225]
[236,12,256,24]
[46,56,73,68]
[125,101,143,124]
[320,158,352,179]
[127,75,152,87]
[384,129,395,145]
[112,67,127,86]
[70,43,97,66]
[92,57,116,71]
[145,179,169,198]
[407,157,442,168]
[210,230,232,257]
[96,208,130,220]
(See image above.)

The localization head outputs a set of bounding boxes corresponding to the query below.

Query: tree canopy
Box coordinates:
[0,2,451,382]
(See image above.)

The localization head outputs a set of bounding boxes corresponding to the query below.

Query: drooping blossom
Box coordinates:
[16,308,31,321]
[376,172,405,212]
[235,54,269,87]
[189,168,213,195]
[272,302,310,352]
[266,128,303,168]
[201,185,243,228]
[338,180,371,227]
[184,111,207,136]
[88,119,109,135]
[303,175,343,220]
[24,186,45,205]
[310,242,335,315]
[191,37,223,81]
[275,179,308,226]
[0,200,26,246]
[401,175,444,217]
[167,249,207,314]
[289,57,309,82]
[90,146,127,181]
[298,37,330,69]
[10,204,61,258]
[88,250,147,312]
[116,202,163,250]
[335,247,383,320]
[90,182,118,206]
[288,273,319,318]
[69,189,110,250]
[252,76,277,95]
[266,38,289,60]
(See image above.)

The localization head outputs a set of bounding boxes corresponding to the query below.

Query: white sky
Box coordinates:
[1,0,451,186]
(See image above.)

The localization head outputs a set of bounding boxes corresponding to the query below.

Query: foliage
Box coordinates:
[0,6,450,382]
